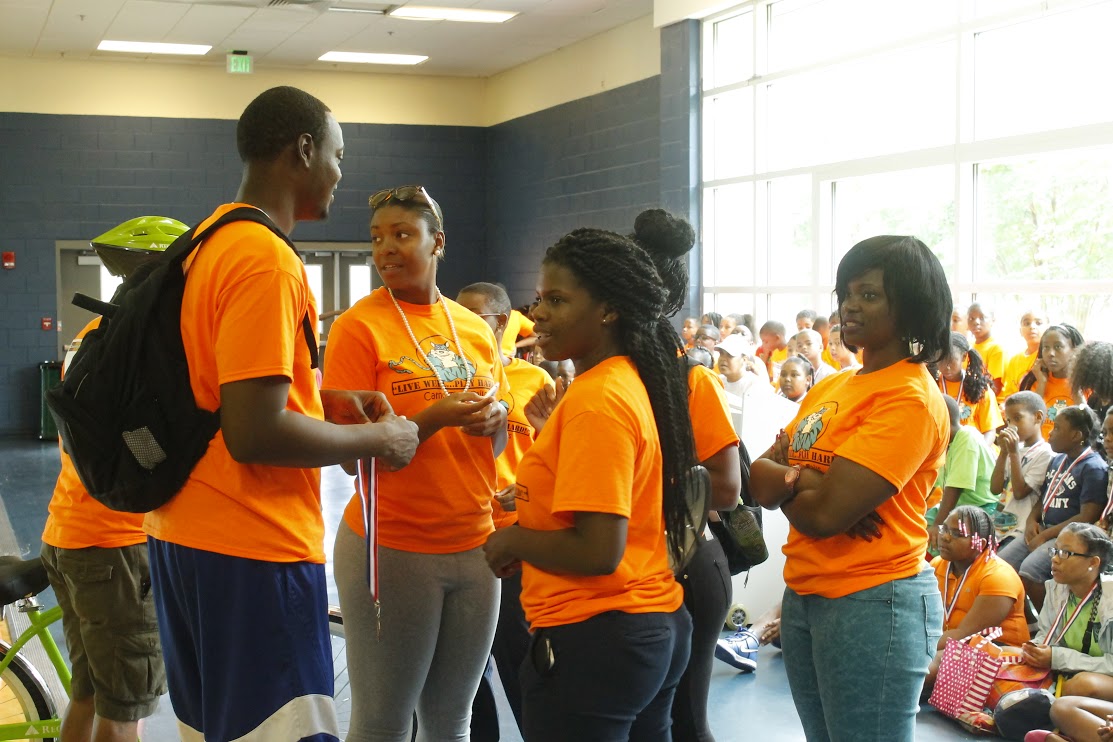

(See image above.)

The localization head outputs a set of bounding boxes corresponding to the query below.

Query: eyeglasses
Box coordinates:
[1048,547,1091,560]
[368,185,443,229]
[935,524,969,539]
[694,334,715,341]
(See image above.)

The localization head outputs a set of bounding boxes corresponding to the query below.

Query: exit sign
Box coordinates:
[227,53,253,74]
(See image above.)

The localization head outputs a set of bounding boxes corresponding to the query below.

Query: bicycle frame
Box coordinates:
[0,598,70,739]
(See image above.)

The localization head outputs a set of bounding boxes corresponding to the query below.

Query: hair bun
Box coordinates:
[633,209,695,261]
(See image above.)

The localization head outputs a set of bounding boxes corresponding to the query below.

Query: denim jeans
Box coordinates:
[781,569,943,742]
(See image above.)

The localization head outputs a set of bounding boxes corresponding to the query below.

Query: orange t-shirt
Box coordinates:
[492,358,553,529]
[939,377,1004,435]
[500,309,535,357]
[974,338,1006,383]
[516,356,683,629]
[143,204,326,564]
[42,319,147,550]
[931,555,1030,646]
[324,288,511,553]
[1041,375,1075,440]
[688,365,740,463]
[783,360,949,598]
[1002,352,1038,399]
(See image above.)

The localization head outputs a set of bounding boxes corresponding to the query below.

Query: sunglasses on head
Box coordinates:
[368,185,443,229]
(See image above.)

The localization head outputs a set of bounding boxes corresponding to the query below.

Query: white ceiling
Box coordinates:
[0,0,654,77]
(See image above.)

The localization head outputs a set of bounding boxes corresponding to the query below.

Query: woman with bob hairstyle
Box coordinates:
[750,235,951,742]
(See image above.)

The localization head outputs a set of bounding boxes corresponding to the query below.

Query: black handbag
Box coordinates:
[710,441,769,575]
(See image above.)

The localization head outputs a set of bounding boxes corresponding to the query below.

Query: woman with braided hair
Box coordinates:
[631,209,742,741]
[923,505,1030,691]
[483,224,696,740]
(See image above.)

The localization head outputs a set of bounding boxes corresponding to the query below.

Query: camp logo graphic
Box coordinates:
[388,336,479,397]
[515,483,530,502]
[791,403,839,454]
[960,401,973,422]
[1047,399,1069,422]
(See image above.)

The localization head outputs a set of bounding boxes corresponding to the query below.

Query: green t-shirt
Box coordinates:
[935,426,998,508]
[1060,592,1104,657]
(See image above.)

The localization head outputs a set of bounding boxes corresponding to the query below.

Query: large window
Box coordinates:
[702,0,1113,342]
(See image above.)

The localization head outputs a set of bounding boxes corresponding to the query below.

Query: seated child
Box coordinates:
[936,331,1004,443]
[681,317,699,350]
[813,315,837,369]
[776,356,813,403]
[792,329,838,384]
[924,506,1030,690]
[968,302,1005,395]
[757,321,789,384]
[1021,324,1086,440]
[1072,341,1113,423]
[827,324,861,372]
[1015,523,1113,702]
[795,309,816,331]
[928,396,1000,555]
[991,391,1053,548]
[997,406,1108,612]
[1002,310,1048,398]
[715,334,770,398]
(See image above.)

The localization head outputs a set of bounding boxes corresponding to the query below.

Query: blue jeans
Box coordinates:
[781,569,942,742]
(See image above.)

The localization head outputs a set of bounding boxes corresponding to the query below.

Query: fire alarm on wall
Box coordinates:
[2,251,13,269]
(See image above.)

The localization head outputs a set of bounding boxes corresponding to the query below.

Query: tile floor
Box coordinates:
[0,438,985,741]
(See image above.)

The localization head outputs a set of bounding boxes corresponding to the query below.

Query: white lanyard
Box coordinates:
[1042,449,1095,517]
[943,564,971,625]
[1021,440,1049,468]
[1049,583,1098,646]
[939,374,964,407]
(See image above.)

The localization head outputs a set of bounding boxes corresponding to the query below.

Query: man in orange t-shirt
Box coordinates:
[457,282,552,737]
[143,87,419,742]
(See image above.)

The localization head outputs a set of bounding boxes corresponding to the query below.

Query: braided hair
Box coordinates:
[1063,522,1113,574]
[629,208,696,318]
[948,332,993,405]
[950,505,997,561]
[1020,323,1085,391]
[544,227,697,565]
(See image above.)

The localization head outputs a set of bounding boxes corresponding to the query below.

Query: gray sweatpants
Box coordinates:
[334,522,500,742]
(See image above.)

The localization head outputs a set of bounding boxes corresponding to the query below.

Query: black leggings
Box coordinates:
[671,533,733,742]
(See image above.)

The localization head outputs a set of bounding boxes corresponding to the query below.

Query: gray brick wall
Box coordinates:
[485,77,662,307]
[0,112,487,436]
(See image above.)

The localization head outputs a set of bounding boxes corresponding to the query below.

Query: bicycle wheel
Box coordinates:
[0,642,58,742]
[328,607,349,739]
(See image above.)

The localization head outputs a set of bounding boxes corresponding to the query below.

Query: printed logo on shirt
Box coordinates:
[960,402,973,422]
[790,402,839,466]
[1044,469,1080,511]
[1048,399,1069,422]
[386,336,485,397]
[516,483,530,502]
[509,421,532,438]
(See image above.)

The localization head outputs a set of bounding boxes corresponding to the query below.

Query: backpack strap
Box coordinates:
[170,206,321,370]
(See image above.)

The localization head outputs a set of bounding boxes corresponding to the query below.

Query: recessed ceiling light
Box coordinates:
[98,40,211,55]
[388,6,517,23]
[319,51,428,65]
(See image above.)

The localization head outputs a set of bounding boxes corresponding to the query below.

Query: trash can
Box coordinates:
[39,361,63,440]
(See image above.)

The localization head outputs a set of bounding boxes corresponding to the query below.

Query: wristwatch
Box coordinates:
[783,464,803,503]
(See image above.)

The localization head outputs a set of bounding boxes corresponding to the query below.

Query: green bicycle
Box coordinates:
[0,555,351,741]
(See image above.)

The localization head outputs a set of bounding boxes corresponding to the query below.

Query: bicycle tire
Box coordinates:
[0,641,58,742]
[328,607,349,739]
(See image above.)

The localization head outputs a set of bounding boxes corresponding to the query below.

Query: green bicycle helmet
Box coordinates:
[90,216,188,277]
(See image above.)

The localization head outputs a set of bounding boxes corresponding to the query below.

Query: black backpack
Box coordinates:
[46,207,318,513]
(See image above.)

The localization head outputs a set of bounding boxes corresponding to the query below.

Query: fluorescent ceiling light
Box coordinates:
[319,51,428,65]
[388,6,517,23]
[328,6,386,13]
[98,40,211,55]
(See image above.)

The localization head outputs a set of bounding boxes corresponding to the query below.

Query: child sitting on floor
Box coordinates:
[991,391,1053,549]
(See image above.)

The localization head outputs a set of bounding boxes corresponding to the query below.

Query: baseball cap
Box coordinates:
[715,333,755,358]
